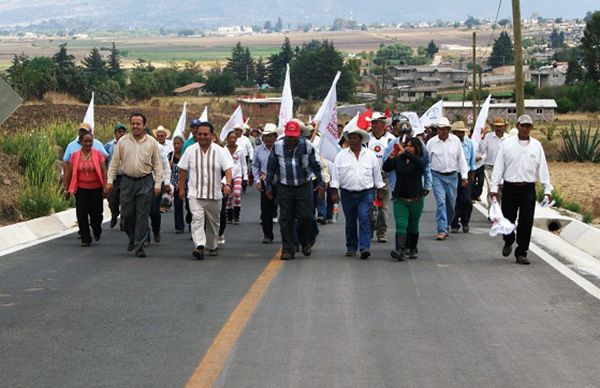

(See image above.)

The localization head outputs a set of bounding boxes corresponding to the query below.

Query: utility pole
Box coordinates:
[472,31,477,127]
[512,0,525,116]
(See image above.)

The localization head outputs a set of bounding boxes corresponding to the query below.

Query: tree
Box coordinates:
[565,57,584,84]
[267,37,294,89]
[52,43,84,96]
[204,69,236,100]
[82,48,107,88]
[275,17,283,32]
[426,40,439,59]
[581,11,600,82]
[225,42,255,85]
[264,20,273,31]
[465,16,481,29]
[21,57,57,99]
[488,31,514,68]
[127,71,158,100]
[255,57,267,86]
[106,42,124,85]
[498,18,511,27]
[550,29,565,48]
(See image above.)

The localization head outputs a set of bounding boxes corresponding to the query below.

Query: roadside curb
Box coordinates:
[0,202,111,257]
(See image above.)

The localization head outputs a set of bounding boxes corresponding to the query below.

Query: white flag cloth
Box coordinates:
[172,102,187,140]
[199,106,208,122]
[472,94,492,149]
[401,111,425,135]
[220,105,244,141]
[316,71,342,162]
[314,71,342,125]
[278,63,293,129]
[419,99,443,130]
[489,199,516,236]
[83,92,94,132]
[342,112,360,133]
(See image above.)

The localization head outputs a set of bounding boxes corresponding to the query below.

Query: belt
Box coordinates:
[123,174,151,181]
[432,170,457,176]
[504,181,534,186]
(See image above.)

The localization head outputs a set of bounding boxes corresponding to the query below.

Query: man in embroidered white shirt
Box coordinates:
[331,126,385,259]
[178,122,233,260]
[427,117,469,241]
[490,114,553,265]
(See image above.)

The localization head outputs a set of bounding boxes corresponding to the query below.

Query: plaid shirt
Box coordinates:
[265,137,323,190]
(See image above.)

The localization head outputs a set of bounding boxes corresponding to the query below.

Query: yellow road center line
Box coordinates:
[186,250,283,388]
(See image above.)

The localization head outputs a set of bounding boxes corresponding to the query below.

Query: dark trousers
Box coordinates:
[472,165,485,200]
[219,196,227,236]
[120,175,153,249]
[452,173,473,228]
[261,186,278,239]
[278,182,313,254]
[326,188,335,220]
[340,188,374,252]
[149,183,164,235]
[107,175,122,220]
[501,182,536,257]
[173,192,184,232]
[75,187,104,244]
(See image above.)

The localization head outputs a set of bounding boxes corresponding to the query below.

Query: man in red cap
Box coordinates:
[265,120,325,260]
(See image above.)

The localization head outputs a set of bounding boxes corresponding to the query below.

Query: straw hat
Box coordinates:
[344,124,370,143]
[451,121,468,133]
[152,125,171,138]
[490,116,508,128]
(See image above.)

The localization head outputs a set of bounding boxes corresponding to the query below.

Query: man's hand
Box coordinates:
[265,189,273,200]
[544,194,554,202]
[223,184,232,197]
[164,185,172,194]
[314,184,326,199]
[330,189,340,204]
[178,187,186,201]
[154,187,161,197]
[489,192,498,201]
[376,189,384,202]
[460,178,469,188]
[255,180,263,191]
[468,172,475,183]
[103,183,113,197]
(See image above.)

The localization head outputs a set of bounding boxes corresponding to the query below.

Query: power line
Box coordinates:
[480,0,504,61]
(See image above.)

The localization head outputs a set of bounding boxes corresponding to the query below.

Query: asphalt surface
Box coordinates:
[1,189,600,388]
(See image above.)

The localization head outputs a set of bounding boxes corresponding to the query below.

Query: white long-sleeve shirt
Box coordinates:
[426,134,469,177]
[228,147,248,180]
[158,143,172,188]
[490,136,553,195]
[479,132,505,166]
[330,148,385,191]
[236,135,254,161]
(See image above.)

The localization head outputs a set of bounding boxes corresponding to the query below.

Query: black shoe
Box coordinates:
[360,250,370,260]
[345,250,356,257]
[281,252,295,260]
[409,249,418,260]
[127,241,135,252]
[81,241,91,247]
[301,244,312,257]
[502,243,513,257]
[135,248,146,257]
[175,229,184,234]
[192,246,205,260]
[93,233,101,242]
[391,250,405,261]
[462,225,470,233]
[262,237,273,244]
[110,216,118,228]
[516,255,531,265]
[208,249,218,256]
[154,231,161,243]
[317,217,326,225]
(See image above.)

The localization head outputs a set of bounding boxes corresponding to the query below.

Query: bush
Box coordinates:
[560,124,600,162]
[582,211,593,224]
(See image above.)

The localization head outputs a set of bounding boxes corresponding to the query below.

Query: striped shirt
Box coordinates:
[177,142,233,200]
[265,137,323,190]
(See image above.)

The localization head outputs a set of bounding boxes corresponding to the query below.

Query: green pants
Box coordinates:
[393,197,424,235]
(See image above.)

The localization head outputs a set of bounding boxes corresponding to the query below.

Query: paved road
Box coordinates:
[1,189,600,387]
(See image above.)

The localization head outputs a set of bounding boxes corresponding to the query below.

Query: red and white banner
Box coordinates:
[316,71,342,162]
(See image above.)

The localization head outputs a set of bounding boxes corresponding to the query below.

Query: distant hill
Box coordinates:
[0,0,596,30]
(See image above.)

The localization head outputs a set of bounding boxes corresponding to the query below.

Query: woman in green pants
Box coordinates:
[382,137,426,261]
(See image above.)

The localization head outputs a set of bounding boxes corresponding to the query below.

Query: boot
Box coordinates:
[407,232,419,259]
[226,208,234,224]
[233,206,241,224]
[390,233,407,261]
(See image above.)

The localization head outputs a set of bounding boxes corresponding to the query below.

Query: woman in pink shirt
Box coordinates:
[64,132,107,246]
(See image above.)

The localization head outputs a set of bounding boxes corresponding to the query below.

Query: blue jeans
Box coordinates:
[432,171,458,234]
[340,188,374,252]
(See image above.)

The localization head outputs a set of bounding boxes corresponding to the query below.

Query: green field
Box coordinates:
[122,46,280,63]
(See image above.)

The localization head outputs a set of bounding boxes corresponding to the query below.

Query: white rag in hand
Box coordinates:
[489,199,516,237]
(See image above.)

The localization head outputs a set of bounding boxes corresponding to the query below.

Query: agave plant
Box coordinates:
[560,124,600,163]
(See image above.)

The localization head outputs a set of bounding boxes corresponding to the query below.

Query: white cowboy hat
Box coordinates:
[366,112,392,126]
[262,123,278,136]
[152,125,171,138]
[436,117,452,129]
[344,124,370,144]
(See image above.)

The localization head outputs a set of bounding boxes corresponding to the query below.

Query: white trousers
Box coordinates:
[188,198,221,250]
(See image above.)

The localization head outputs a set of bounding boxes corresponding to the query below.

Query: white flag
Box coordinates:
[199,106,208,122]
[220,105,244,141]
[314,72,342,125]
[342,112,360,133]
[172,102,187,140]
[402,111,425,135]
[472,94,492,149]
[317,71,342,162]
[278,63,293,129]
[419,99,443,129]
[83,92,94,132]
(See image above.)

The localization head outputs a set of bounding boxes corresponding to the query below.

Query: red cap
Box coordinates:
[284,120,301,138]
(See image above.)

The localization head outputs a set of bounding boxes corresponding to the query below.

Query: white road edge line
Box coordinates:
[0,227,78,258]
[473,203,600,301]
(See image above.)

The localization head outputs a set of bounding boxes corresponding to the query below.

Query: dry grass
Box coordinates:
[548,161,600,222]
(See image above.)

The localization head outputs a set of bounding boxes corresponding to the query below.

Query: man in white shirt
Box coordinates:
[235,124,255,191]
[490,114,553,265]
[178,122,233,260]
[480,116,507,205]
[427,117,469,240]
[331,126,385,259]
[367,112,395,242]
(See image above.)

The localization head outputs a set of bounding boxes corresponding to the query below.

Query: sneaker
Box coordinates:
[409,249,418,260]
[515,255,531,265]
[281,252,294,260]
[502,243,512,257]
[345,250,356,257]
[360,250,370,260]
[390,250,405,261]
[377,235,387,243]
[301,244,312,257]
[317,217,326,225]
[208,249,218,256]
[192,246,205,260]
[450,227,460,233]
[462,225,470,233]
[135,248,146,258]
[218,235,225,245]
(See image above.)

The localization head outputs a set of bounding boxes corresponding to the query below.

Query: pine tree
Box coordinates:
[225,42,253,83]
[487,31,514,68]
[426,40,439,59]
[107,42,124,85]
[267,37,294,89]
[581,11,600,82]
[255,57,267,86]
[565,57,584,84]
[52,43,84,95]
[82,48,107,84]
